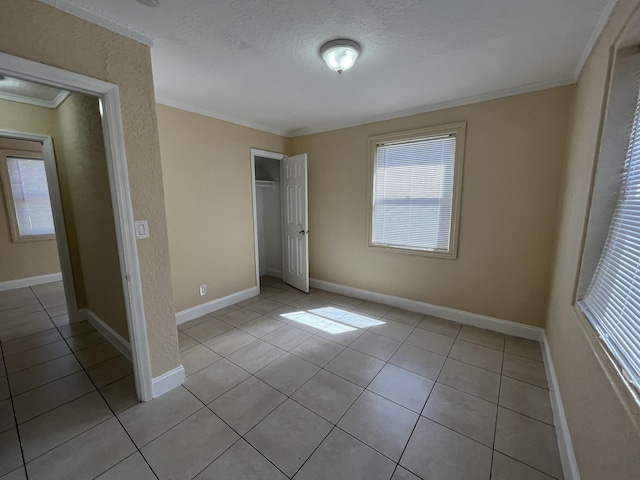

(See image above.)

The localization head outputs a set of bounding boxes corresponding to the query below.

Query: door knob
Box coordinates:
[299,230,309,235]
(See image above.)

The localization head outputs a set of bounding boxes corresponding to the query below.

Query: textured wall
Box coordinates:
[0,111,61,282]
[54,93,129,340]
[291,86,573,326]
[1,0,179,376]
[156,104,289,312]
[545,0,640,477]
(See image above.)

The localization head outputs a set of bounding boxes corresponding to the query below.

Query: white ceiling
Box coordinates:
[40,0,612,136]
[0,75,69,108]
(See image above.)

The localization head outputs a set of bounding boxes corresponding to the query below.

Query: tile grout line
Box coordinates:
[1,331,93,359]
[387,317,466,480]
[177,296,304,478]
[285,353,391,479]
[53,336,160,479]
[21,285,160,480]
[185,296,495,476]
[6,359,123,407]
[185,296,554,424]
[492,450,562,480]
[0,340,29,478]
[178,310,318,479]
[189,436,286,480]
[329,365,425,475]
[176,281,555,479]
[181,281,556,479]
[267,305,424,478]
[180,295,410,478]
[1,285,67,479]
[489,346,506,479]
[4,347,77,376]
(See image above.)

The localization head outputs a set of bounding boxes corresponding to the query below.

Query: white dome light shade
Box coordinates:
[320,39,361,74]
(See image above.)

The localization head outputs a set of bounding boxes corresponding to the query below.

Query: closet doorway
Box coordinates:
[250,148,310,292]
[255,153,284,279]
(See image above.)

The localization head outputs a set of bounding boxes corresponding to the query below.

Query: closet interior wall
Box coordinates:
[255,156,282,278]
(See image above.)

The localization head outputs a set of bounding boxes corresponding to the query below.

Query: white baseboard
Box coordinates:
[541,332,580,480]
[81,308,185,399]
[80,308,132,361]
[0,273,63,291]
[310,278,544,341]
[264,268,283,278]
[175,286,259,325]
[152,365,185,398]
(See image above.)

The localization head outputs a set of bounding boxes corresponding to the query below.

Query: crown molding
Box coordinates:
[574,0,619,81]
[286,76,575,137]
[38,0,154,46]
[157,77,575,139]
[155,96,290,137]
[0,88,70,109]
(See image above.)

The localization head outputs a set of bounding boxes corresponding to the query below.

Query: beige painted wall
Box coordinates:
[1,0,179,376]
[0,93,129,339]
[157,105,289,311]
[0,100,89,308]
[291,86,573,326]
[54,93,129,340]
[0,92,130,339]
[545,0,640,478]
[0,101,61,282]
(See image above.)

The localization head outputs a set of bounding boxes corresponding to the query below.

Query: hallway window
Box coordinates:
[368,122,466,259]
[1,154,55,241]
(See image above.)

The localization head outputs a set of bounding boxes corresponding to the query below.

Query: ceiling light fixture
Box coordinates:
[135,0,159,7]
[320,39,361,74]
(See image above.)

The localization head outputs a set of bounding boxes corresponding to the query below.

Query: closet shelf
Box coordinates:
[256,180,280,188]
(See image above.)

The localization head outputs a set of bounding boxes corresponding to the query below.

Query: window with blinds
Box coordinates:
[4,156,55,238]
[579,83,640,392]
[369,123,465,258]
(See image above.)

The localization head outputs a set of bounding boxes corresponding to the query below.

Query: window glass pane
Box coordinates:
[372,135,456,251]
[580,84,640,391]
[6,157,55,237]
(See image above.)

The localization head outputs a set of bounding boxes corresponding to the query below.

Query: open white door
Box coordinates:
[281,153,309,292]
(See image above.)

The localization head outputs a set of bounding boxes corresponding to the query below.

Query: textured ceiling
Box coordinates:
[0,75,69,107]
[41,0,611,136]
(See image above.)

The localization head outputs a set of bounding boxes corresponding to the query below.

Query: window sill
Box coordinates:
[368,242,458,259]
[571,302,640,410]
[12,233,56,244]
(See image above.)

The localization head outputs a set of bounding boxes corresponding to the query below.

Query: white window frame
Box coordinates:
[0,148,55,243]
[576,43,640,396]
[367,122,466,259]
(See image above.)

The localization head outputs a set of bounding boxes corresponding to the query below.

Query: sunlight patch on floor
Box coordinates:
[311,307,386,328]
[282,307,385,334]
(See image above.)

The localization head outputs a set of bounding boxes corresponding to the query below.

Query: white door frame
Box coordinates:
[250,148,285,288]
[0,131,80,324]
[0,52,154,401]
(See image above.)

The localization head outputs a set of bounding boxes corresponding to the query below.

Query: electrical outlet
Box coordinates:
[199,285,207,296]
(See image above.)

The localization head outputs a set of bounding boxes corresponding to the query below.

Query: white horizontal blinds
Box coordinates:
[581,82,640,391]
[372,134,456,251]
[6,157,55,237]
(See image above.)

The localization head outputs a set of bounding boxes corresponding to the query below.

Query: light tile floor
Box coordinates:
[0,277,563,479]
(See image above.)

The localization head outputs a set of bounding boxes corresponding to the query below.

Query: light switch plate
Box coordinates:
[134,220,149,239]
